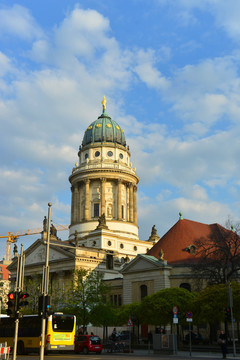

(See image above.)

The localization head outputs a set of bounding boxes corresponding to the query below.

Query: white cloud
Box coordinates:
[160,0,240,41]
[1,2,240,261]
[54,7,110,57]
[134,49,170,90]
[0,4,43,40]
[138,191,232,240]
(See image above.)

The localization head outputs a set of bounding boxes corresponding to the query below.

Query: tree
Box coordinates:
[23,275,42,313]
[191,282,240,342]
[0,280,10,313]
[139,287,196,326]
[65,268,110,330]
[191,284,229,325]
[90,303,117,342]
[192,225,240,285]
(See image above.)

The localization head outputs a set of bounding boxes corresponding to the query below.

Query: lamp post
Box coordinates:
[39,203,52,360]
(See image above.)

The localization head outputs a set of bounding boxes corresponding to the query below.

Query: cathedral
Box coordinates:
[8,98,236,309]
[8,98,156,296]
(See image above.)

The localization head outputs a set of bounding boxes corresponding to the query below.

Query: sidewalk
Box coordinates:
[118,348,239,358]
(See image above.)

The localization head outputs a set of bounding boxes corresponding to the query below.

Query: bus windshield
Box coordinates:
[52,315,74,332]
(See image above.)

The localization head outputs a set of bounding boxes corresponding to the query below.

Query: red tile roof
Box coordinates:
[147,218,237,265]
[0,264,10,280]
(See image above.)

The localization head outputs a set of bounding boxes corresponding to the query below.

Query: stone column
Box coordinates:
[101,178,106,216]
[72,185,78,224]
[75,184,79,223]
[133,185,137,225]
[77,183,81,222]
[84,179,90,220]
[117,179,122,220]
[126,185,130,221]
[71,185,74,225]
[129,183,133,222]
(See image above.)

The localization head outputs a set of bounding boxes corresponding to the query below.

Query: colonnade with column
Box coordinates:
[70,177,137,225]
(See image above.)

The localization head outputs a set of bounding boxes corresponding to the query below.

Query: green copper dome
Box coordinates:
[82,100,126,147]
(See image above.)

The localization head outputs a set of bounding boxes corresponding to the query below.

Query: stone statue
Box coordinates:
[98,213,106,226]
[96,213,108,229]
[101,95,106,111]
[151,225,157,236]
[159,249,164,260]
[43,216,47,232]
[147,224,160,243]
[50,223,57,237]
[13,244,18,258]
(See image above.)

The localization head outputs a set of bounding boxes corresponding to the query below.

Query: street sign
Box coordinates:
[173,306,178,314]
[173,317,178,324]
[186,318,193,322]
[186,311,192,318]
[127,317,133,326]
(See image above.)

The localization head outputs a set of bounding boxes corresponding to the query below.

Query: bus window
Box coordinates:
[52,315,74,332]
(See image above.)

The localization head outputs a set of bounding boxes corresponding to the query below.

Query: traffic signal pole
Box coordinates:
[39,203,52,360]
[228,282,236,357]
[12,244,25,360]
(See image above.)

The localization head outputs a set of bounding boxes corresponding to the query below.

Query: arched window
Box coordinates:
[180,283,191,292]
[140,284,148,300]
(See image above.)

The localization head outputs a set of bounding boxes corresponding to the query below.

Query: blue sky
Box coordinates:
[1,0,240,259]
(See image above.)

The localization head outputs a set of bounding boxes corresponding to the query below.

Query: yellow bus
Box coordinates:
[0,313,76,354]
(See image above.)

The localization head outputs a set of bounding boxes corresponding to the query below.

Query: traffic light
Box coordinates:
[18,292,29,311]
[38,294,51,316]
[6,292,16,317]
[224,307,231,321]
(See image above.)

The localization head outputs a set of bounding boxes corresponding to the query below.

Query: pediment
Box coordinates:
[121,254,167,274]
[25,242,72,266]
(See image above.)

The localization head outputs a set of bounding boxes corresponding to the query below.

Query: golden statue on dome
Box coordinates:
[101,95,106,111]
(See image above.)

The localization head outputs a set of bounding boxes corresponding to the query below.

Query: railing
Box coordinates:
[0,343,10,360]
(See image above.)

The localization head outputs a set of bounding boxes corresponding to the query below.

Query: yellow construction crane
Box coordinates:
[0,224,69,261]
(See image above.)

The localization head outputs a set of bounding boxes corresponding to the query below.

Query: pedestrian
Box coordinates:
[218,330,228,359]
[148,330,153,344]
[111,328,117,341]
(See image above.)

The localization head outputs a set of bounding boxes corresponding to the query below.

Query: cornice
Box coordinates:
[69,168,139,184]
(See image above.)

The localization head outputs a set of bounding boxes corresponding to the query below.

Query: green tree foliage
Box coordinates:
[139,287,196,326]
[90,303,117,327]
[23,275,42,313]
[65,268,110,328]
[192,282,240,325]
[115,302,142,326]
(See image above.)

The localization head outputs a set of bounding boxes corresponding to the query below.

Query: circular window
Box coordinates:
[120,243,124,249]
[95,151,100,157]
[88,125,92,130]
[107,151,113,157]
[108,241,112,246]
[85,153,89,159]
[106,123,112,128]
[96,123,102,128]
[116,125,120,130]
[134,246,137,251]
[119,153,123,159]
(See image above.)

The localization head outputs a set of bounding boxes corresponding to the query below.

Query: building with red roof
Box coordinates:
[0,264,10,281]
[0,264,10,309]
[145,212,240,290]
